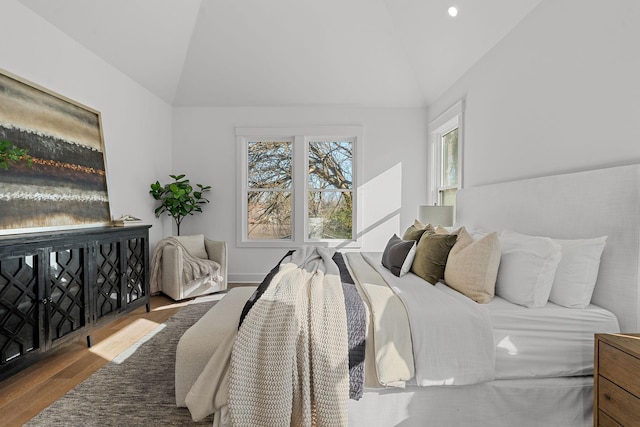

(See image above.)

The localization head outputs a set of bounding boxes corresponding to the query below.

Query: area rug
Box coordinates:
[26,297,221,426]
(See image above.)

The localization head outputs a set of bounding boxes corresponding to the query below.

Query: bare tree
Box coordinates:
[247,140,353,240]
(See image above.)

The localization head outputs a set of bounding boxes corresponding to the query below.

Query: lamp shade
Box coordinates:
[417,205,454,227]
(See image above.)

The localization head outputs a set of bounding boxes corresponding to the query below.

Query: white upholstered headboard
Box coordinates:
[457,164,640,332]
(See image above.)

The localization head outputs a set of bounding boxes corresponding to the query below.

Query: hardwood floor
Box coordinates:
[0,295,189,427]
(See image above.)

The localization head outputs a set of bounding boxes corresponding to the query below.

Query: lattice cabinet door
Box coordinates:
[46,244,88,344]
[123,235,147,309]
[0,251,43,366]
[0,226,151,380]
[93,239,122,321]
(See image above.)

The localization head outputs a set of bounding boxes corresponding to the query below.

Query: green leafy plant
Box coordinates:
[0,139,33,170]
[149,174,211,236]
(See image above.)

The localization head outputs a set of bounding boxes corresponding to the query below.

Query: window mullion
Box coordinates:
[238,137,249,245]
[294,135,306,244]
[438,185,458,191]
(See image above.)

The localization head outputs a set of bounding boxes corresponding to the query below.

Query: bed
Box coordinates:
[176,163,640,426]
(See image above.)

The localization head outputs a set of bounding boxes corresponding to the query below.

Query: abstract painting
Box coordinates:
[0,69,111,234]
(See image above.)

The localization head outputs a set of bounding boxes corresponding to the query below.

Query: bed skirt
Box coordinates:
[348,376,592,427]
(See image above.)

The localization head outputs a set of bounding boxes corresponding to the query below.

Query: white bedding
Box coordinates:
[179,250,620,426]
[361,252,620,381]
[486,295,620,379]
[359,252,495,386]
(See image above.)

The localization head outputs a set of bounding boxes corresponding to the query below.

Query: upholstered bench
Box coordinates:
[175,286,257,407]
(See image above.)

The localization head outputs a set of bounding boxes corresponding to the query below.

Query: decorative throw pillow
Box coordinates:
[413,219,430,229]
[435,225,454,235]
[402,220,435,241]
[381,234,417,277]
[549,236,607,308]
[411,232,458,285]
[444,228,501,304]
[173,234,208,259]
[495,230,562,308]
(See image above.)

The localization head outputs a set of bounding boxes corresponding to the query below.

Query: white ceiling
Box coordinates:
[19,0,543,108]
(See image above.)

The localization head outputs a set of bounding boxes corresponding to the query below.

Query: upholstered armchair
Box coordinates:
[158,235,227,301]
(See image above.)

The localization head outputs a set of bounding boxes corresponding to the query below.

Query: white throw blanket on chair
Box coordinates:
[149,237,222,295]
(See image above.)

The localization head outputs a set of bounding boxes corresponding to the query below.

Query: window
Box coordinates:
[246,139,293,240]
[429,101,464,213]
[237,127,362,248]
[307,139,354,240]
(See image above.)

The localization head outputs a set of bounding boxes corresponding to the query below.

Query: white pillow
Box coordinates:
[496,230,562,308]
[549,236,607,308]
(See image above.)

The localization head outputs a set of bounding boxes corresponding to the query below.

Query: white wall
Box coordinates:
[172,107,428,282]
[429,0,640,189]
[2,1,427,283]
[1,0,173,247]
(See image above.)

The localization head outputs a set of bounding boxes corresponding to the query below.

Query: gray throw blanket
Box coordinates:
[333,251,367,400]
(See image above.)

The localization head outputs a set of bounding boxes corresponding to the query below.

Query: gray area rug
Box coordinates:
[26,298,220,426]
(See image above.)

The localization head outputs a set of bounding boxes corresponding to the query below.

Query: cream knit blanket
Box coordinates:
[228,246,350,427]
[149,237,222,295]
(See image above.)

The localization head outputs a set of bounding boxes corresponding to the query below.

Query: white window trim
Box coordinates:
[236,126,363,248]
[429,100,464,205]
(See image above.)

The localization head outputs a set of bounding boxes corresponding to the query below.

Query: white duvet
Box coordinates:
[356,252,495,387]
[356,252,620,382]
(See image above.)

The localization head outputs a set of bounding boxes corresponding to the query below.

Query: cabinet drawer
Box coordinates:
[598,341,640,398]
[598,376,640,426]
[598,410,622,427]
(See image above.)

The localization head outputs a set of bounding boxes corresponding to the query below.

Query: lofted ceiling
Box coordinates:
[19,0,543,108]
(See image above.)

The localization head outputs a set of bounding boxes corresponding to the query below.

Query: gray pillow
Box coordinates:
[382,234,417,277]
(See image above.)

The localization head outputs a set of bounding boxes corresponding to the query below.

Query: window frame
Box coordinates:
[245,136,295,242]
[429,100,464,207]
[237,126,363,248]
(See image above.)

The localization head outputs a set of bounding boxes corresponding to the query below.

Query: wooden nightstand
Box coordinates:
[594,334,640,426]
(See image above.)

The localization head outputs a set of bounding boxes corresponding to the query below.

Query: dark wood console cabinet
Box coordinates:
[0,225,151,381]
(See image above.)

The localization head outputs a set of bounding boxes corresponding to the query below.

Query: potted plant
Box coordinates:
[149,174,211,236]
[0,139,33,170]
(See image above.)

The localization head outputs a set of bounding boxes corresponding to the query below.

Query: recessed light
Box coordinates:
[448,6,458,17]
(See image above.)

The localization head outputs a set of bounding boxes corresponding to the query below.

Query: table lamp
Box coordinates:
[417,205,454,227]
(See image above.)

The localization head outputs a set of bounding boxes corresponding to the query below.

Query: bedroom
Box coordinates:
[0,0,639,425]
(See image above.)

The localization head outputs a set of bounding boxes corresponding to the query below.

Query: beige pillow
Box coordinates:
[435,225,449,235]
[435,225,463,236]
[444,228,501,303]
[173,234,208,259]
[402,220,435,241]
[411,232,457,285]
